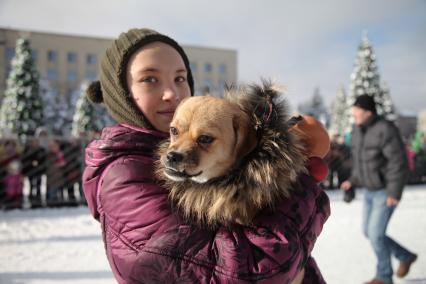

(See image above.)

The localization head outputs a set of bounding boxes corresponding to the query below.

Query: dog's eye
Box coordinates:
[197,135,214,145]
[170,127,179,136]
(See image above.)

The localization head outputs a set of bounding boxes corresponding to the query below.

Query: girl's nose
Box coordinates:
[163,86,180,102]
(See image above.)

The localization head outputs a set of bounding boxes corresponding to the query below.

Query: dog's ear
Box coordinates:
[232,112,257,159]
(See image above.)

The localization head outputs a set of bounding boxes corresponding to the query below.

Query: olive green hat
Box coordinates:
[86,28,194,129]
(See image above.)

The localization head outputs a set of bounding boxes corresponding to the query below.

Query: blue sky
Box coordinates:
[0,0,425,113]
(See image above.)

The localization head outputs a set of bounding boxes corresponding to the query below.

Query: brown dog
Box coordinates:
[160,95,257,184]
[156,82,307,227]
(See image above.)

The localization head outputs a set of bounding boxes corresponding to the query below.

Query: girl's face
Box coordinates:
[126,42,191,133]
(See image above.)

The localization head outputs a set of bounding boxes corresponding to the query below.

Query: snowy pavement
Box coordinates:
[1,186,425,284]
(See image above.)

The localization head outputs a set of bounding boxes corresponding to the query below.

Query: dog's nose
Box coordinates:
[167,151,184,163]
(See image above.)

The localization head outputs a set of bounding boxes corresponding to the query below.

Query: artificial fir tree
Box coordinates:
[71,81,115,137]
[71,81,101,137]
[346,32,397,132]
[40,79,72,136]
[95,103,115,129]
[298,87,329,126]
[329,86,348,138]
[378,82,396,121]
[0,38,43,139]
[417,110,426,135]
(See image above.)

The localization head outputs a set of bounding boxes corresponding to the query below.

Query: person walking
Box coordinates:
[341,94,417,284]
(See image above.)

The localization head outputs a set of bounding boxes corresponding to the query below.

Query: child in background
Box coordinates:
[46,139,66,205]
[1,160,24,209]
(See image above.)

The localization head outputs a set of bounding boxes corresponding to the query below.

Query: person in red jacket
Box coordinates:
[1,160,24,210]
[83,28,330,284]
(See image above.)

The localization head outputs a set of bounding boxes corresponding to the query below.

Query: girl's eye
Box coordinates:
[170,127,179,136]
[175,76,187,83]
[142,76,157,83]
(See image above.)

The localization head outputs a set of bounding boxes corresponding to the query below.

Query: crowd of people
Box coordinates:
[1,126,425,212]
[1,128,424,212]
[0,128,87,210]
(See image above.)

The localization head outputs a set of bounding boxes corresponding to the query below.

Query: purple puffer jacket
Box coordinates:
[83,124,330,284]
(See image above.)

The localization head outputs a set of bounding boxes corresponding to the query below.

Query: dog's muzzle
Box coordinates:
[166,151,184,165]
[163,151,202,181]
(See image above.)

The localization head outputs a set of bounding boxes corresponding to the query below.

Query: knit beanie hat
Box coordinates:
[86,28,194,129]
[353,94,376,114]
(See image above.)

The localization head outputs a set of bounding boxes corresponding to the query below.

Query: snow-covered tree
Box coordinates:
[71,81,101,137]
[96,103,115,129]
[346,32,397,131]
[298,87,329,126]
[417,110,426,135]
[0,38,43,139]
[40,79,72,136]
[71,81,115,137]
[378,82,396,121]
[329,86,348,137]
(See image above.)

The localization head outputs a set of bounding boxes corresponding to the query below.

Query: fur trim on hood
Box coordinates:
[156,80,307,227]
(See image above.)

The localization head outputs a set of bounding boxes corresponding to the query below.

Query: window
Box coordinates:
[190,62,197,73]
[67,70,77,81]
[218,64,226,74]
[86,54,97,65]
[48,50,57,63]
[31,49,38,63]
[5,66,11,77]
[47,68,58,80]
[204,63,212,73]
[202,79,213,94]
[218,80,227,93]
[86,70,97,81]
[5,47,15,61]
[67,52,77,63]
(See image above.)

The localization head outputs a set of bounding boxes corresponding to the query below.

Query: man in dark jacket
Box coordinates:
[341,95,417,284]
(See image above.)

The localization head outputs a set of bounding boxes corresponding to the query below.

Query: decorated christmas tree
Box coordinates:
[378,82,396,121]
[0,38,43,139]
[71,81,115,137]
[346,32,396,132]
[297,87,329,126]
[329,86,348,137]
[71,81,102,137]
[40,79,72,136]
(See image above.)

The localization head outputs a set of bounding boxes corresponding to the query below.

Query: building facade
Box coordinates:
[0,28,237,101]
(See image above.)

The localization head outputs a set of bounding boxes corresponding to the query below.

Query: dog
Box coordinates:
[156,81,307,227]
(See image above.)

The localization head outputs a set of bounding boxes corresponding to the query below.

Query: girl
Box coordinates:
[83,28,329,284]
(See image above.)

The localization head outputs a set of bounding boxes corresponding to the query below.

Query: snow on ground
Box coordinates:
[314,186,426,284]
[1,186,425,284]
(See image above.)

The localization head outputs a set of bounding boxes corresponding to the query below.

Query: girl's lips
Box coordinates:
[158,109,175,114]
[157,110,175,118]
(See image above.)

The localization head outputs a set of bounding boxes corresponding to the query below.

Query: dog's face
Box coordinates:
[161,96,256,183]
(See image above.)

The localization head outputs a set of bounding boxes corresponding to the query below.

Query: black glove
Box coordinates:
[343,187,355,203]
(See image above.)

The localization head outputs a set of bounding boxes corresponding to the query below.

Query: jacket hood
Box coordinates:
[83,124,167,219]
[156,81,308,227]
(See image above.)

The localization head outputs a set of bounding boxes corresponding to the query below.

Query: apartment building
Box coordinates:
[0,27,237,100]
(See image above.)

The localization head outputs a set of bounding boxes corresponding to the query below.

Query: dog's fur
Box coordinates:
[156,81,307,227]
